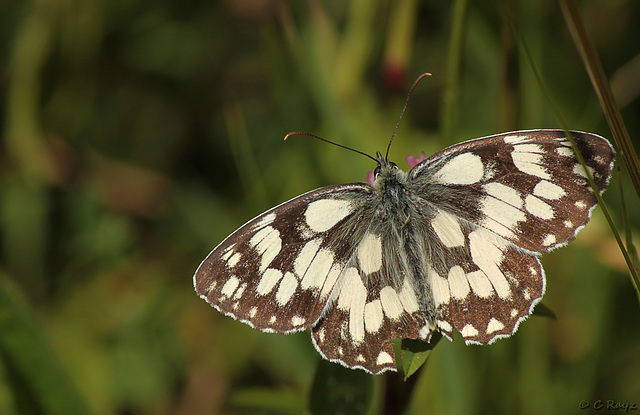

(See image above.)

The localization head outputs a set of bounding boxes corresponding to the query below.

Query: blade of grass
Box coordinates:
[225,103,268,208]
[5,1,57,301]
[383,0,418,91]
[618,168,640,303]
[505,6,640,300]
[441,0,469,142]
[334,0,378,101]
[557,0,640,300]
[558,0,640,201]
[6,1,57,183]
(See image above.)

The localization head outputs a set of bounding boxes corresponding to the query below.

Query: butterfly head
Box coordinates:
[371,153,408,191]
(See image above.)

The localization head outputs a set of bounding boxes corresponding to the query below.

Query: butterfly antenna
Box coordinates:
[385,73,432,159]
[284,132,378,163]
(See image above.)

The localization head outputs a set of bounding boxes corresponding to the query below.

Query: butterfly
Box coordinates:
[193,127,614,374]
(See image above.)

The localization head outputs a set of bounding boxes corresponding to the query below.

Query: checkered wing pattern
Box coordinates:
[194,129,615,374]
[406,130,614,344]
[194,184,373,334]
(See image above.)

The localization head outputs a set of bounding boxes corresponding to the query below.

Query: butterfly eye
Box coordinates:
[374,166,381,177]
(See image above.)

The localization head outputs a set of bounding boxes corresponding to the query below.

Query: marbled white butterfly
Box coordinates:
[194,123,614,374]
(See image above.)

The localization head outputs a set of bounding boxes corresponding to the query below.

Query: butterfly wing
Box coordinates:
[406,129,615,344]
[194,183,378,334]
[310,222,433,374]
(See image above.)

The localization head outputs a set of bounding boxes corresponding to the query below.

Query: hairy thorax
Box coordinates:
[372,159,426,227]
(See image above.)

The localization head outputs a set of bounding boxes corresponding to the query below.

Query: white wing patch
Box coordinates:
[300,247,335,290]
[448,266,470,300]
[257,268,283,296]
[533,180,566,200]
[399,278,420,313]
[357,233,383,274]
[524,194,554,219]
[276,272,298,305]
[305,199,353,232]
[466,270,494,298]
[364,299,384,333]
[573,163,595,179]
[511,145,552,180]
[248,226,282,273]
[254,212,276,229]
[468,228,511,298]
[376,351,394,366]
[483,183,523,209]
[320,262,344,299]
[294,239,322,277]
[460,324,479,337]
[542,234,557,246]
[220,276,240,299]
[227,252,242,268]
[502,134,528,144]
[379,286,404,320]
[430,270,451,306]
[486,318,505,334]
[432,209,465,248]
[336,268,367,344]
[480,191,526,239]
[555,146,574,157]
[433,153,484,185]
[291,316,306,326]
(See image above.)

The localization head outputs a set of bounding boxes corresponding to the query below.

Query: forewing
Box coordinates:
[193,183,373,334]
[407,130,614,344]
[409,130,614,253]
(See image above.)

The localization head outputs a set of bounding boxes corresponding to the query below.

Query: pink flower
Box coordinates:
[364,169,376,185]
[363,152,426,184]
[406,151,426,168]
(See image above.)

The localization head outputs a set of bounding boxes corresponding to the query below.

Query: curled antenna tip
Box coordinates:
[282,131,377,162]
[284,131,315,141]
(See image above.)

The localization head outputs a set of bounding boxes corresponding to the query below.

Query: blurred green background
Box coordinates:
[1,0,639,414]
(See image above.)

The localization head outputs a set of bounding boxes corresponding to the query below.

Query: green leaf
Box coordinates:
[309,359,374,415]
[393,333,442,380]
